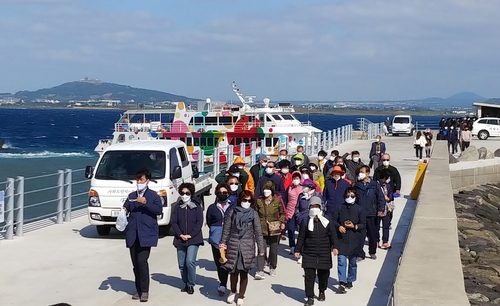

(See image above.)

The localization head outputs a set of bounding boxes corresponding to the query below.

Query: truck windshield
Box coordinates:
[394,117,410,124]
[95,150,166,180]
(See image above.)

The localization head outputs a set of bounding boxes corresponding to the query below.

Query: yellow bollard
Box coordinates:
[410,162,428,200]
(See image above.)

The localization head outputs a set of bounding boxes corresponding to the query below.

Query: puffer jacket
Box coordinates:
[354,178,385,217]
[283,171,303,220]
[312,170,325,191]
[253,196,285,236]
[295,215,335,270]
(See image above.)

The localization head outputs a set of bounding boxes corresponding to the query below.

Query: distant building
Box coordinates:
[473,102,500,117]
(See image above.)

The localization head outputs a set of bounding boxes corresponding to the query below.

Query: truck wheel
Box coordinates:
[478,130,489,140]
[96,225,111,236]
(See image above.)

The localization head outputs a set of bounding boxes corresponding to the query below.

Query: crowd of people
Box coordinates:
[437,117,475,154]
[122,140,402,305]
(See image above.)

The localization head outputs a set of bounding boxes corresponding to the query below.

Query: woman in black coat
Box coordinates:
[332,187,366,293]
[294,196,336,306]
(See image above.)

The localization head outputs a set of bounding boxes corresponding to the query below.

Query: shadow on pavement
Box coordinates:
[271,283,306,303]
[98,276,136,295]
[77,225,125,240]
[197,258,217,272]
[151,273,184,290]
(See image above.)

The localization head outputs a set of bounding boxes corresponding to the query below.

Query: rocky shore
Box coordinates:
[455,184,500,305]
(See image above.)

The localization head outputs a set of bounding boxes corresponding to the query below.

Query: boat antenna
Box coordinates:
[232,81,254,105]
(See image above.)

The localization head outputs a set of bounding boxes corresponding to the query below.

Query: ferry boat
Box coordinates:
[94,82,322,163]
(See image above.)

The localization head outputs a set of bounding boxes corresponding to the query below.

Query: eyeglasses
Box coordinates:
[266,166,275,168]
[180,192,191,196]
[346,195,355,199]
[229,183,238,185]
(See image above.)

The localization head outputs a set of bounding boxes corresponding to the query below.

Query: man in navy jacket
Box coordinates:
[123,168,163,302]
[369,135,386,169]
[354,165,385,260]
[323,165,351,216]
[254,161,285,198]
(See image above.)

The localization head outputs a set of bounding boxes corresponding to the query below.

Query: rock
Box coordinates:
[461,145,479,161]
[488,193,500,205]
[493,297,500,304]
[458,218,485,230]
[450,153,459,164]
[487,149,495,159]
[478,147,488,160]
[468,292,490,302]
[465,230,500,246]
[470,250,478,258]
[494,149,500,158]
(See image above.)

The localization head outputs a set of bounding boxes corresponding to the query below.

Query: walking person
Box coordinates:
[171,183,204,295]
[123,168,163,302]
[294,196,335,305]
[461,125,472,151]
[423,128,433,158]
[254,181,285,279]
[332,187,366,293]
[206,183,235,296]
[369,135,386,169]
[447,126,459,154]
[220,191,265,305]
[413,131,427,160]
[283,171,303,255]
[377,169,394,250]
[383,117,390,135]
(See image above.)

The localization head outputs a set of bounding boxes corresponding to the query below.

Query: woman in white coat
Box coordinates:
[413,131,427,160]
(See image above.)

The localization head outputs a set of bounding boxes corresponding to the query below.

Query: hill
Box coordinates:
[14,79,197,103]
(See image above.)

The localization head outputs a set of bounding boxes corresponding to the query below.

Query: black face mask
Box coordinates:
[216,194,229,202]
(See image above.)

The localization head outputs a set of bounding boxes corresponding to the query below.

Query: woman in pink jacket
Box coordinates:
[283,171,303,254]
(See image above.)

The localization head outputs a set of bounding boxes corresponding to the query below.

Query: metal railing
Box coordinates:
[0,122,361,240]
[357,118,385,140]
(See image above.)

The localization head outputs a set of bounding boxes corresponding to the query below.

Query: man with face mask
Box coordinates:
[233,157,254,194]
[373,154,402,197]
[342,150,365,182]
[296,145,310,165]
[295,179,323,228]
[291,153,306,172]
[277,159,293,190]
[460,125,472,152]
[323,165,351,216]
[275,149,289,169]
[215,164,248,187]
[123,168,163,302]
[323,150,339,179]
[250,154,269,186]
[254,161,285,198]
[369,135,386,169]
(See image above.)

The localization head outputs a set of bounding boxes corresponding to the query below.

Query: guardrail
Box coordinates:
[0,122,361,240]
[414,121,441,131]
[357,118,385,140]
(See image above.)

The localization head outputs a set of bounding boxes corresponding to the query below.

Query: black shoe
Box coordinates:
[187,286,194,295]
[318,291,325,301]
[346,282,353,289]
[338,283,346,294]
[304,297,314,306]
[181,286,188,292]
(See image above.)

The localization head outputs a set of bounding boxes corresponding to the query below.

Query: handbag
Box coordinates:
[264,201,281,236]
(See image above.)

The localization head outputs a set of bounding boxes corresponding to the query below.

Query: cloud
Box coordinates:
[0,0,499,100]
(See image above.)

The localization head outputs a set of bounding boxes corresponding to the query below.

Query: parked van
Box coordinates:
[391,115,414,136]
[84,140,213,236]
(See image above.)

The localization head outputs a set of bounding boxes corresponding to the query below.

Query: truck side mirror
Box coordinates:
[171,166,182,180]
[85,166,94,179]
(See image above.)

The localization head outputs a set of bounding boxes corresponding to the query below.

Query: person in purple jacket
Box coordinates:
[171,182,204,295]
[123,168,163,303]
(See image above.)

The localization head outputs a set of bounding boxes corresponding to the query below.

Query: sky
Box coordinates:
[0,0,499,101]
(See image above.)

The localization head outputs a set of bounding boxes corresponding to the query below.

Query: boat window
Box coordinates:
[243,138,249,144]
[219,117,233,125]
[95,150,166,180]
[177,147,189,167]
[194,117,204,125]
[281,115,294,120]
[272,115,282,120]
[186,138,193,146]
[259,115,265,122]
[265,137,279,147]
[235,138,242,145]
[207,137,214,147]
[266,115,273,122]
[205,117,217,125]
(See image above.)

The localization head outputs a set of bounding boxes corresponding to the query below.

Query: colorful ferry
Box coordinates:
[94,82,322,163]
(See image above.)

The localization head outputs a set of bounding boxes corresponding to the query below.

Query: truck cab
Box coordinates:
[84,140,212,236]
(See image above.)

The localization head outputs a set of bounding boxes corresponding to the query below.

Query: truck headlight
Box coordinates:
[88,189,101,207]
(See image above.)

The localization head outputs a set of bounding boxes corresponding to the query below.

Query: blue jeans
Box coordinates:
[338,255,357,283]
[177,245,199,287]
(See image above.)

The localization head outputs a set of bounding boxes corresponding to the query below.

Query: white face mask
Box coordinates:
[358,173,366,180]
[302,187,310,193]
[137,182,147,192]
[261,162,268,167]
[382,161,390,167]
[281,168,289,174]
[238,165,244,169]
[353,157,359,162]
[279,155,287,160]
[309,207,321,218]
[337,162,343,166]
[376,139,380,142]
[230,184,239,192]
[295,160,302,166]
[265,168,274,175]
[386,178,391,183]
[241,201,251,209]
[333,176,340,181]
[310,166,316,171]
[330,156,335,161]
[293,179,300,186]
[263,189,272,197]
[302,174,310,180]
[318,156,324,161]
[232,172,240,178]
[345,197,355,204]
[181,194,191,203]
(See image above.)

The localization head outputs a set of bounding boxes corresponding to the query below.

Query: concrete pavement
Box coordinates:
[0,135,420,306]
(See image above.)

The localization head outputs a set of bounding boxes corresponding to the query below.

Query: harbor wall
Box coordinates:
[450,158,500,191]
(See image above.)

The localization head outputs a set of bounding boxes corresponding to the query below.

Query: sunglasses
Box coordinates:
[180,192,191,196]
[382,159,390,161]
[242,198,252,202]
[266,166,275,168]
[229,183,239,185]
[346,195,355,199]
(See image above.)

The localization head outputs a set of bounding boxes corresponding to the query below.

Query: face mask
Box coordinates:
[302,187,310,193]
[281,168,289,174]
[302,174,309,180]
[293,179,300,186]
[241,201,251,209]
[265,168,274,175]
[261,162,268,167]
[181,194,191,203]
[376,139,380,142]
[345,197,355,204]
[263,189,272,197]
[358,173,366,180]
[217,194,229,202]
[318,156,324,161]
[310,166,316,171]
[309,208,321,218]
[295,160,302,166]
[279,155,287,161]
[386,178,391,183]
[232,172,240,178]
[382,161,390,167]
[230,184,239,192]
[353,157,359,162]
[330,156,335,161]
[238,165,244,169]
[137,182,147,192]
[337,162,343,166]
[333,176,340,181]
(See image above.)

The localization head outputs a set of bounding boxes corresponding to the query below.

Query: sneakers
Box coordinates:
[236,297,245,305]
[338,283,346,294]
[218,285,226,296]
[304,297,314,306]
[346,282,353,289]
[297,256,302,264]
[270,269,277,277]
[356,257,365,263]
[369,254,377,260]
[318,291,325,301]
[380,243,391,249]
[289,247,295,255]
[254,271,266,280]
[140,292,149,302]
[132,293,141,300]
[227,292,237,304]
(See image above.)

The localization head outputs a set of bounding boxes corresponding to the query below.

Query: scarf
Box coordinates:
[308,215,330,232]
[233,206,255,238]
[180,200,197,209]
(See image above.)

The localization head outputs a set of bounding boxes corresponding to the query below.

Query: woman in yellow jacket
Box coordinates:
[234,156,255,194]
[309,162,325,192]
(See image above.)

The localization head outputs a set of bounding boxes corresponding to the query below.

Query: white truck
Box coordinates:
[84,140,213,236]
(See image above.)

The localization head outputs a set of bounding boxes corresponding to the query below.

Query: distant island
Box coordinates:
[0,78,494,116]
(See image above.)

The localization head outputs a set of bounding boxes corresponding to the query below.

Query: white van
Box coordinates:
[84,140,213,236]
[391,115,414,136]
